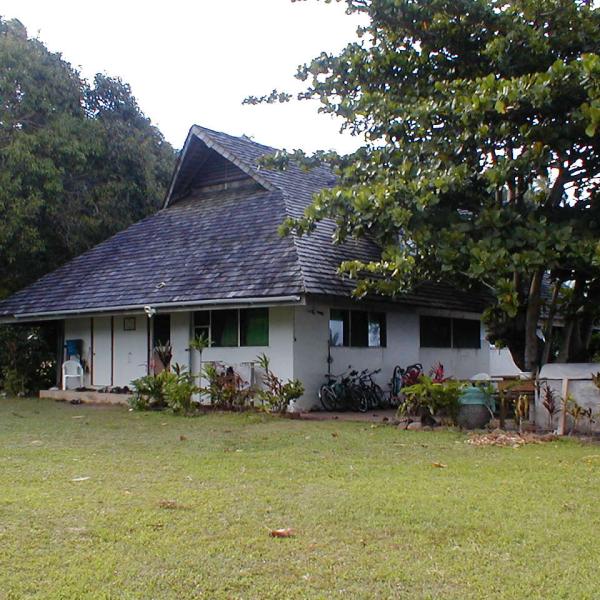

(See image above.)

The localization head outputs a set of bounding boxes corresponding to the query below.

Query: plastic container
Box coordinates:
[458,386,493,429]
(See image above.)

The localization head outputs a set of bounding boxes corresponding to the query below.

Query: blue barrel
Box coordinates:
[65,339,83,358]
[458,386,494,429]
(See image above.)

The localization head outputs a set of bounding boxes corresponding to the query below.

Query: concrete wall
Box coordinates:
[489,347,522,377]
[537,363,600,433]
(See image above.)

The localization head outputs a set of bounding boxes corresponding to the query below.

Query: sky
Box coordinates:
[2,0,367,152]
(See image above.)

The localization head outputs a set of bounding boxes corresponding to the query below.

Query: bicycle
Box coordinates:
[389,363,423,407]
[319,368,361,411]
[355,368,384,412]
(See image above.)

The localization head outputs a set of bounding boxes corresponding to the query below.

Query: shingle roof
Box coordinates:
[0,125,489,319]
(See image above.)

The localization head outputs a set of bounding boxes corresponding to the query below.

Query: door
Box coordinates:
[92,316,112,386]
[152,314,171,373]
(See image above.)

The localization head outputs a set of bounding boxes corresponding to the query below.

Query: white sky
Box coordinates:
[2,0,366,153]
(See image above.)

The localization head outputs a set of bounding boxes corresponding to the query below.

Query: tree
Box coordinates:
[0,18,175,392]
[248,0,600,372]
[0,18,175,297]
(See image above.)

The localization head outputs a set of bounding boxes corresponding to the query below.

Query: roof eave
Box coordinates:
[4,294,306,322]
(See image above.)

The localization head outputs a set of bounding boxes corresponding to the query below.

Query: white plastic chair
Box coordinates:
[62,360,84,390]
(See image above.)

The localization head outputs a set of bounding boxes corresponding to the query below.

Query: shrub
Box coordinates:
[163,366,198,415]
[130,370,172,410]
[1,367,27,397]
[255,353,304,413]
[200,362,254,410]
[0,324,57,395]
[399,376,465,425]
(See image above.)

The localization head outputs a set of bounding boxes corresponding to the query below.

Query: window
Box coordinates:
[123,317,136,331]
[211,310,238,347]
[420,316,452,348]
[193,308,269,348]
[452,318,481,349]
[419,316,480,349]
[368,312,387,348]
[240,308,269,346]
[329,309,386,348]
[194,311,210,342]
[329,309,349,347]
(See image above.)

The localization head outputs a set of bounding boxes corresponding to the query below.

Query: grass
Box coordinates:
[1,399,600,599]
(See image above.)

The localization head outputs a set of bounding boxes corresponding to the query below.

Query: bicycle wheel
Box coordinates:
[352,385,369,412]
[371,384,384,409]
[319,385,337,411]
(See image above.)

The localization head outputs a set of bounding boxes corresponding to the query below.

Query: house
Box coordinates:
[0,125,519,410]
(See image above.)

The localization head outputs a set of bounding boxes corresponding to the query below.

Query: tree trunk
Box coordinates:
[540,280,561,366]
[524,269,544,372]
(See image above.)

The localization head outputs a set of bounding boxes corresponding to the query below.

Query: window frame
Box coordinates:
[419,315,481,350]
[193,308,270,348]
[329,308,387,348]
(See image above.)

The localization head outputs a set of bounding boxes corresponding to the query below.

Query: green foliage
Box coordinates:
[1,368,26,397]
[253,0,600,371]
[0,18,175,298]
[255,353,304,413]
[399,376,466,424]
[0,324,57,394]
[130,365,198,415]
[200,363,255,410]
[130,371,171,411]
[163,365,199,415]
[188,334,209,353]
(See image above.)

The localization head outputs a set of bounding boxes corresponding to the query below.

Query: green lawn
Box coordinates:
[1,398,599,599]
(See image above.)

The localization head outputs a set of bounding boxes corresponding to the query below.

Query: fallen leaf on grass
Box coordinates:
[158,499,189,510]
[432,462,447,468]
[270,528,295,538]
[71,476,90,482]
[331,432,338,438]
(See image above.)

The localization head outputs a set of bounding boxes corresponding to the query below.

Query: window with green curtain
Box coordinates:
[329,309,349,346]
[240,308,269,346]
[211,309,238,347]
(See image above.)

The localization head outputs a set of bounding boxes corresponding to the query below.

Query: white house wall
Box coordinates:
[113,315,148,387]
[293,304,494,411]
[293,304,330,410]
[293,304,423,411]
